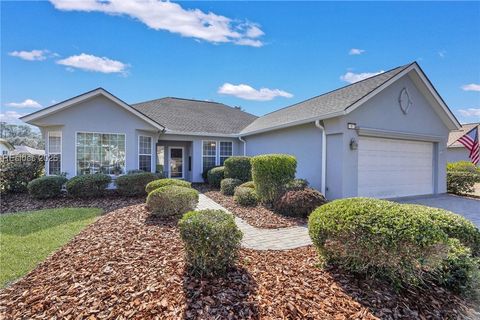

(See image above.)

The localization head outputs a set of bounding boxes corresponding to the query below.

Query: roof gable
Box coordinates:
[448,123,479,147]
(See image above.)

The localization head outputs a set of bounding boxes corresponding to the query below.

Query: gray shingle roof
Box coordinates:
[132,97,258,135]
[448,123,479,147]
[240,63,412,135]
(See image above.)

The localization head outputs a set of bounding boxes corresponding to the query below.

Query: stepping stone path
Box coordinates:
[196,194,312,250]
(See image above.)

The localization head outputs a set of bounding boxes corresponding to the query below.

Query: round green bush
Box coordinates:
[239,181,255,189]
[251,154,296,204]
[224,156,252,182]
[233,186,258,206]
[220,178,243,196]
[146,185,199,217]
[179,209,243,277]
[282,178,309,193]
[115,172,157,196]
[66,174,111,198]
[207,166,225,188]
[274,188,326,218]
[145,178,191,194]
[27,175,67,199]
[447,171,477,195]
[447,161,480,177]
[308,198,449,286]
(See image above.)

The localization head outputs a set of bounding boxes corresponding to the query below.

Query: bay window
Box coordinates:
[138,135,152,172]
[48,131,61,175]
[76,132,125,175]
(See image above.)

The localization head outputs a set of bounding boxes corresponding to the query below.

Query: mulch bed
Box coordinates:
[0,192,145,214]
[194,184,306,229]
[0,204,473,319]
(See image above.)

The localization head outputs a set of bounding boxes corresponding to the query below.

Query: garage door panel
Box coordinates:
[358,137,433,198]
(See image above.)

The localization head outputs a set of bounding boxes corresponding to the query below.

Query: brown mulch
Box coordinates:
[194,184,305,229]
[0,192,145,214]
[0,204,473,319]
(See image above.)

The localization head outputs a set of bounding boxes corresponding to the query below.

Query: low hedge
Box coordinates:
[233,186,258,206]
[179,209,243,276]
[207,166,225,188]
[115,172,157,196]
[447,161,480,178]
[27,175,67,199]
[145,178,191,194]
[146,185,199,217]
[251,154,296,204]
[274,188,326,218]
[220,178,243,196]
[447,171,476,195]
[66,174,111,198]
[224,156,252,182]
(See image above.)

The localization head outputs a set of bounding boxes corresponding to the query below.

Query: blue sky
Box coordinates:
[1,1,479,126]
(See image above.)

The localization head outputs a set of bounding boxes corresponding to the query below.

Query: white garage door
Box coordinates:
[358,137,433,198]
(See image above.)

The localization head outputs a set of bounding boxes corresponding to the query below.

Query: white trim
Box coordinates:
[138,135,153,172]
[201,140,217,174]
[314,120,326,195]
[168,146,185,179]
[21,88,165,130]
[164,130,238,138]
[47,131,62,175]
[357,127,444,142]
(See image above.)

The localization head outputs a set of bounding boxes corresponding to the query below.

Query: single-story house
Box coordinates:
[21,62,460,199]
[447,123,479,164]
[0,139,14,155]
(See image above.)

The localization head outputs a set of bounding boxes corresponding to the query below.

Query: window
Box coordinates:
[138,136,152,172]
[202,140,217,172]
[156,145,165,174]
[48,131,61,175]
[219,141,233,165]
[76,132,125,175]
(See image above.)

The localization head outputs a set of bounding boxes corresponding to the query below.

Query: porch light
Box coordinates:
[350,138,358,150]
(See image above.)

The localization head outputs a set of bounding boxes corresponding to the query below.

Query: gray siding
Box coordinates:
[447,147,472,163]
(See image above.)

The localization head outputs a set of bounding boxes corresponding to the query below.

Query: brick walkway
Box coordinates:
[196,194,312,250]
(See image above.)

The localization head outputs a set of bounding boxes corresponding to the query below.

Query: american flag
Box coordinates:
[457,126,480,165]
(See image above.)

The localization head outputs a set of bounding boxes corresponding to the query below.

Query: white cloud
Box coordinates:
[49,0,264,47]
[9,49,51,61]
[458,108,480,118]
[461,83,480,92]
[349,48,365,55]
[56,53,128,74]
[340,70,385,84]
[5,99,43,109]
[218,83,293,101]
[0,111,27,125]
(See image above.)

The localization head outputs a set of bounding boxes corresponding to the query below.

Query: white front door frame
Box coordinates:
[168,146,185,179]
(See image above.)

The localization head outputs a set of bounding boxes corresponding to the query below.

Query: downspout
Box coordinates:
[238,136,247,156]
[314,120,327,195]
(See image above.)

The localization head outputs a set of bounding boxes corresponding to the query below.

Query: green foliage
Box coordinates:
[179,209,243,277]
[446,171,476,194]
[0,155,44,193]
[220,178,243,196]
[282,178,309,193]
[115,172,157,196]
[447,161,480,177]
[146,185,199,217]
[66,174,111,198]
[239,181,255,189]
[308,198,449,287]
[233,186,258,206]
[224,156,252,182]
[202,165,221,182]
[251,154,297,204]
[27,175,67,199]
[207,166,225,188]
[145,178,191,194]
[274,188,326,218]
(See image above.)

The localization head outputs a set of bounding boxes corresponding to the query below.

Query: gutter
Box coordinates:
[238,136,247,156]
[314,120,327,195]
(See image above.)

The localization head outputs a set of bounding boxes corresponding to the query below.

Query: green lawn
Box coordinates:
[0,207,102,287]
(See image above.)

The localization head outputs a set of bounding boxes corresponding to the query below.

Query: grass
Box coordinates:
[0,207,102,287]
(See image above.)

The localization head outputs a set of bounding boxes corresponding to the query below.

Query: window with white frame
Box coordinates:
[202,140,217,172]
[76,132,126,175]
[139,135,152,172]
[219,141,233,165]
[48,131,62,175]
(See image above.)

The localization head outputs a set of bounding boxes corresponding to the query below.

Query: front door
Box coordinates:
[169,147,184,178]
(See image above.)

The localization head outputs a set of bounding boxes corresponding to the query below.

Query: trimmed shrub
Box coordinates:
[251,154,296,204]
[115,172,157,196]
[127,169,145,174]
[0,154,44,193]
[202,165,221,182]
[447,161,480,177]
[146,185,199,217]
[233,186,258,206]
[239,181,255,189]
[447,171,476,194]
[274,188,326,218]
[220,178,242,196]
[224,156,252,182]
[66,174,111,198]
[27,175,67,199]
[145,178,191,194]
[283,178,309,193]
[207,166,225,188]
[179,209,243,276]
[308,198,449,287]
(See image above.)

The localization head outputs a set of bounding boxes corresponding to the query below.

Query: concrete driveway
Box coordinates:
[396,194,480,227]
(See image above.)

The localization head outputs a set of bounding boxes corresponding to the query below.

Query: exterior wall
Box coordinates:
[34,95,159,177]
[0,143,12,155]
[446,147,472,163]
[244,123,323,191]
